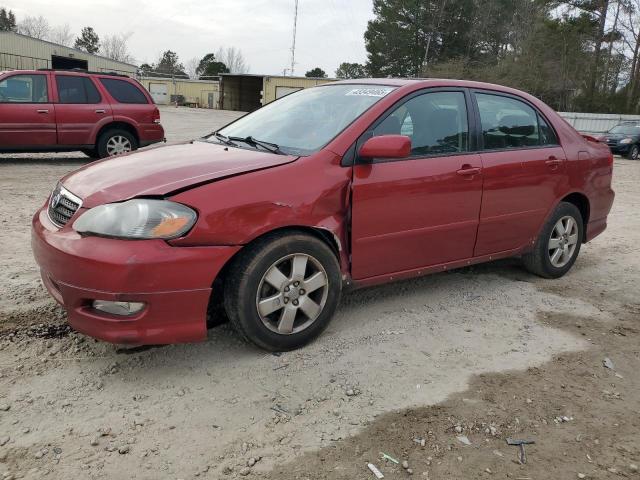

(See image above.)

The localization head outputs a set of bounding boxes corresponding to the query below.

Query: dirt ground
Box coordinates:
[0,107,638,480]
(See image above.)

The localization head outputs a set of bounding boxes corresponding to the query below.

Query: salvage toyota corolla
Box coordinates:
[32,79,615,351]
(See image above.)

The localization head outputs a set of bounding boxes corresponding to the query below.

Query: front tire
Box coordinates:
[522,202,583,279]
[224,232,342,351]
[96,129,137,159]
[627,144,640,160]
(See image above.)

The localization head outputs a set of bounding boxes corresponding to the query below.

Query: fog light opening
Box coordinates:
[92,300,145,316]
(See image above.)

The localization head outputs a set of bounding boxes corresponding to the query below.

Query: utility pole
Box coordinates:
[290,0,299,76]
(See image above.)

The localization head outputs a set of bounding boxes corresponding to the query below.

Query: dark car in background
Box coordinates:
[600,122,640,159]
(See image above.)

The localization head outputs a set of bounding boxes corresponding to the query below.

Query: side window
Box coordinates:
[476,93,541,150]
[0,74,48,103]
[56,76,101,104]
[373,91,469,156]
[538,114,558,145]
[99,78,148,104]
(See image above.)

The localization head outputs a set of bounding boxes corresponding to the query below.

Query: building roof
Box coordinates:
[219,73,336,81]
[0,31,138,68]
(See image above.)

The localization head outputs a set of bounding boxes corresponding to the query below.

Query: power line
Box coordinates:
[290,0,299,75]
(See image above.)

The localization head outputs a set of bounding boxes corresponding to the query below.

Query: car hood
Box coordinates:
[61,141,298,207]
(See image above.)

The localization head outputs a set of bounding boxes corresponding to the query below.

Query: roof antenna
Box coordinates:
[290,0,299,76]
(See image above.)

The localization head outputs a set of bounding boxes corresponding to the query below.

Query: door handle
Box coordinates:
[36,109,49,114]
[545,156,562,169]
[95,109,106,114]
[456,166,481,176]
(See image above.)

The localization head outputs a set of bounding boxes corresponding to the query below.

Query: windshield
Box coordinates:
[213,84,396,155]
[609,124,640,135]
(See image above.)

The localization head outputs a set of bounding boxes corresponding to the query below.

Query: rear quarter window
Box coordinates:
[99,78,148,104]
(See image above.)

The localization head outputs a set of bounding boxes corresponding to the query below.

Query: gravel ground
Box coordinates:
[0,107,638,479]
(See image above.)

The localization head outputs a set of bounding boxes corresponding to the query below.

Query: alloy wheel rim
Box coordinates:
[256,253,329,335]
[106,135,132,156]
[632,146,639,159]
[548,215,579,268]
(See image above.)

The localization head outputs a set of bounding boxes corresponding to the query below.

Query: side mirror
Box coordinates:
[358,135,411,160]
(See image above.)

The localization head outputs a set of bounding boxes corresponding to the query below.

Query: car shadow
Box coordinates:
[110,257,535,362]
[0,154,89,166]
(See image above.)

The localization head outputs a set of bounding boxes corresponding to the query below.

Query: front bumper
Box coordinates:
[31,208,240,345]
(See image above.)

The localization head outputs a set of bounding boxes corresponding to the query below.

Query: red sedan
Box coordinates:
[31,79,615,351]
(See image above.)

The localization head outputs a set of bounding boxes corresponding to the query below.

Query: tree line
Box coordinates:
[335,0,640,114]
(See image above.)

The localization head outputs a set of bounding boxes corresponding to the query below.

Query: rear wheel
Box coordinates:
[522,202,583,278]
[96,129,137,159]
[627,144,640,160]
[224,232,342,351]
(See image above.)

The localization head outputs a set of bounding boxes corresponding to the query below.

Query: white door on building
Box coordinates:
[149,83,168,105]
[275,86,302,99]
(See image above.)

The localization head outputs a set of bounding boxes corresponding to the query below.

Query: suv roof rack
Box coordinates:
[36,68,130,78]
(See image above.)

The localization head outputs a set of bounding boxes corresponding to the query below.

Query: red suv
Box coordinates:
[0,69,164,158]
[31,79,615,351]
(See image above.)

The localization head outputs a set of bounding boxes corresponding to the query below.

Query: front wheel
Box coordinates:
[627,144,640,160]
[522,202,583,279]
[224,232,342,351]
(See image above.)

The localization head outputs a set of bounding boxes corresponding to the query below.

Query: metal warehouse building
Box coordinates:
[219,73,335,111]
[138,76,220,109]
[0,31,137,76]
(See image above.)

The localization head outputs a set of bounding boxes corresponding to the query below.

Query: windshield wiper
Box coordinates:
[227,135,284,155]
[212,132,238,147]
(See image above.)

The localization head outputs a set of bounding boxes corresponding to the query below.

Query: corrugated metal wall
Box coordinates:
[138,77,219,108]
[558,112,640,134]
[0,32,137,75]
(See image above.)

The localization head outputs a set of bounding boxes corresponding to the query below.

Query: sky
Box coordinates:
[5,0,375,76]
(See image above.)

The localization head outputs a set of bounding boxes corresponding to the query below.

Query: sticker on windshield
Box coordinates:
[345,87,394,97]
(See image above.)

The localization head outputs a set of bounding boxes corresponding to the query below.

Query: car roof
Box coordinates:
[328,77,540,97]
[0,69,130,78]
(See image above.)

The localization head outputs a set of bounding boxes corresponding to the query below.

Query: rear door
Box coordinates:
[54,74,113,145]
[472,91,567,256]
[0,72,56,147]
[350,89,483,279]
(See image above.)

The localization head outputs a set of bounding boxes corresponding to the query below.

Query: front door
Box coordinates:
[54,74,113,145]
[0,73,56,147]
[350,90,483,280]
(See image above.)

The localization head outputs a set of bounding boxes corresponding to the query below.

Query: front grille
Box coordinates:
[47,185,82,227]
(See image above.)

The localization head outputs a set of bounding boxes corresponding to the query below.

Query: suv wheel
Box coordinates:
[96,129,138,158]
[224,232,342,351]
[522,202,583,279]
[627,144,639,160]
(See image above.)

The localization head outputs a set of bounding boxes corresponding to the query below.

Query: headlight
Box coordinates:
[73,199,197,240]
[620,138,634,144]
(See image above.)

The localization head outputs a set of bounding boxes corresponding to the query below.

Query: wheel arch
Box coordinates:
[94,121,140,145]
[560,191,590,240]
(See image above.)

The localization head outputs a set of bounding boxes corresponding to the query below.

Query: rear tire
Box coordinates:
[224,232,342,351]
[96,129,137,159]
[522,202,583,279]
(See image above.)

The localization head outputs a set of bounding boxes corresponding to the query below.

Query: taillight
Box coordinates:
[152,107,161,124]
